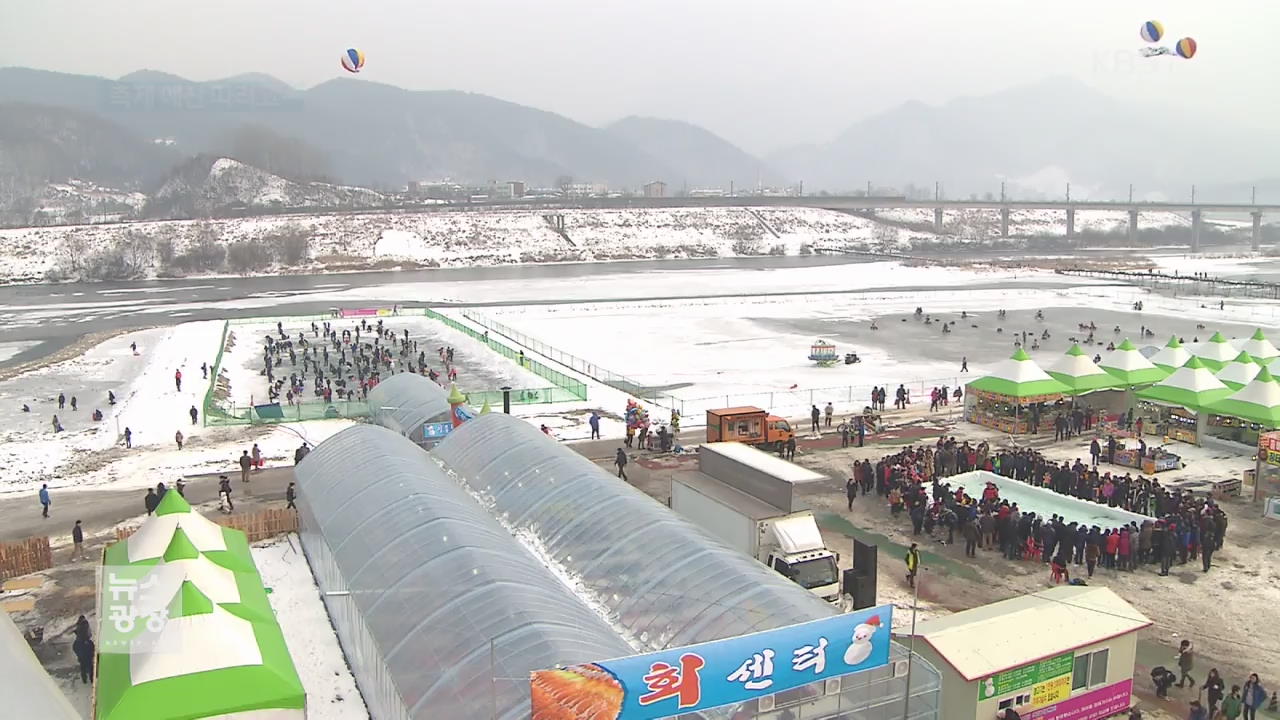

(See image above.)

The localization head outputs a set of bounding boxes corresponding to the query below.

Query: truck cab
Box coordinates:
[762,513,841,602]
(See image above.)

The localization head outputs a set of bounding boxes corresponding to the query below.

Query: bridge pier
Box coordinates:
[1191,210,1202,253]
[933,208,944,233]
[1253,211,1263,252]
[1128,209,1139,244]
[1000,207,1010,238]
[1066,208,1075,243]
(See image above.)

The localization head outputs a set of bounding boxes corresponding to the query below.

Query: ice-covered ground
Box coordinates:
[221,315,548,406]
[0,319,355,496]
[252,536,370,720]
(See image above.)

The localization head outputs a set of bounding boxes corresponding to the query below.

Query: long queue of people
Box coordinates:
[847,438,1229,577]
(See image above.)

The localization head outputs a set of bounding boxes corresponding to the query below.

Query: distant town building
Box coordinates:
[689,187,726,198]
[565,182,608,198]
[643,180,667,198]
[508,181,526,199]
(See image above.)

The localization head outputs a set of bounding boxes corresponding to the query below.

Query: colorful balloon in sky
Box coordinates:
[1139,20,1163,43]
[341,48,366,74]
[1175,37,1197,59]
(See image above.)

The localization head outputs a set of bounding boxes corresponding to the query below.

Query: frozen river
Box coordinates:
[948,470,1155,529]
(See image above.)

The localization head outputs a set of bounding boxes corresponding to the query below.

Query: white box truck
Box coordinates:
[671,460,841,603]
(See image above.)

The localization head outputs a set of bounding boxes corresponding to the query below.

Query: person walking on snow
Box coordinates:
[144,488,159,516]
[72,629,94,685]
[614,448,628,480]
[1241,673,1265,720]
[38,484,50,518]
[1176,640,1195,689]
[189,405,198,425]
[961,356,968,373]
[174,430,184,449]
[58,392,65,409]
[810,405,821,433]
[824,402,834,428]
[123,426,132,448]
[71,520,85,561]
[286,482,297,509]
[239,450,252,483]
[251,443,262,470]
[846,477,857,510]
[201,362,208,379]
[70,396,77,411]
[174,369,182,392]
[905,543,921,588]
[588,411,601,440]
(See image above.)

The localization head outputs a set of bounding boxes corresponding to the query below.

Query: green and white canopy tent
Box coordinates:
[1215,351,1262,390]
[96,492,305,720]
[1099,339,1168,386]
[1190,332,1237,371]
[1204,367,1280,428]
[1148,336,1192,373]
[1238,329,1279,364]
[967,348,1068,400]
[1136,357,1232,412]
[1046,344,1125,395]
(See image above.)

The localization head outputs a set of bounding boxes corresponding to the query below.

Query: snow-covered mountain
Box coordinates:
[146,156,387,219]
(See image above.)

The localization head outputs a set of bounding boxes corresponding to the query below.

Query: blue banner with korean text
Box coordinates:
[530,604,892,720]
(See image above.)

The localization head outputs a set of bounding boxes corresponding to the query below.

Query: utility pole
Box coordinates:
[1066,183,1071,203]
[934,181,940,202]
[866,180,872,197]
[1191,185,1196,205]
[901,567,919,720]
[1000,181,1006,203]
[1252,186,1257,205]
[1129,184,1134,204]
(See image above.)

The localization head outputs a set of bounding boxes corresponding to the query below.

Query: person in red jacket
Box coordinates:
[1105,529,1120,570]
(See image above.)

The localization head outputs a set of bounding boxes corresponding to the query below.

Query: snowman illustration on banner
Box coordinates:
[843,615,883,666]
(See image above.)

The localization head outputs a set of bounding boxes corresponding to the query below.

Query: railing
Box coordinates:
[458,310,964,424]
[205,309,586,426]
[424,309,587,401]
[117,508,299,543]
[459,310,656,397]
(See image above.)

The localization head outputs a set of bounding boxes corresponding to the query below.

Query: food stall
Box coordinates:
[1110,442,1181,473]
[965,349,1068,435]
[1134,357,1231,447]
[1204,367,1280,450]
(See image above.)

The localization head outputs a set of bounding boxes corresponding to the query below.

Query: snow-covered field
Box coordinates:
[0,319,355,495]
[252,536,370,720]
[0,205,1253,284]
[221,315,547,406]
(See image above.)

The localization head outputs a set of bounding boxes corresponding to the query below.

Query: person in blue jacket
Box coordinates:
[38,484,50,518]
[1242,673,1266,720]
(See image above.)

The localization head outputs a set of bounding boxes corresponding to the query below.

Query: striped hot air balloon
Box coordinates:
[1175,37,1197,59]
[340,48,366,73]
[1140,20,1164,43]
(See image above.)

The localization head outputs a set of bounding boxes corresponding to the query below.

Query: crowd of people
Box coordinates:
[256,317,466,405]
[848,437,1230,577]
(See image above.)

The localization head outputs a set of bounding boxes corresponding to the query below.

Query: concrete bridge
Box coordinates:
[479,196,1280,251]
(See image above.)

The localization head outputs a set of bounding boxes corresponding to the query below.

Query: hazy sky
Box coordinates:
[0,0,1268,153]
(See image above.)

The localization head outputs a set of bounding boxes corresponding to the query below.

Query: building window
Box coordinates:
[1072,648,1110,691]
[1089,649,1109,686]
[1072,655,1090,691]
[998,693,1032,710]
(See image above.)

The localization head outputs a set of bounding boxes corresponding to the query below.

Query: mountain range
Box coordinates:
[0,67,1276,209]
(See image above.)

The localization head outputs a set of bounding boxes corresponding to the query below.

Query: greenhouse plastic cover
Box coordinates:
[432,412,838,652]
[294,424,633,720]
[367,372,452,439]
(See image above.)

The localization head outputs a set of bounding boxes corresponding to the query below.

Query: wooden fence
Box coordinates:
[115,508,299,544]
[0,536,53,581]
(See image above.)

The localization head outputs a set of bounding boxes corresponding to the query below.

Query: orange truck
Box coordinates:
[705,406,795,451]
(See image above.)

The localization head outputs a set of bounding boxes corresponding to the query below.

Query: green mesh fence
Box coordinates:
[423,309,587,401]
[204,309,585,426]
